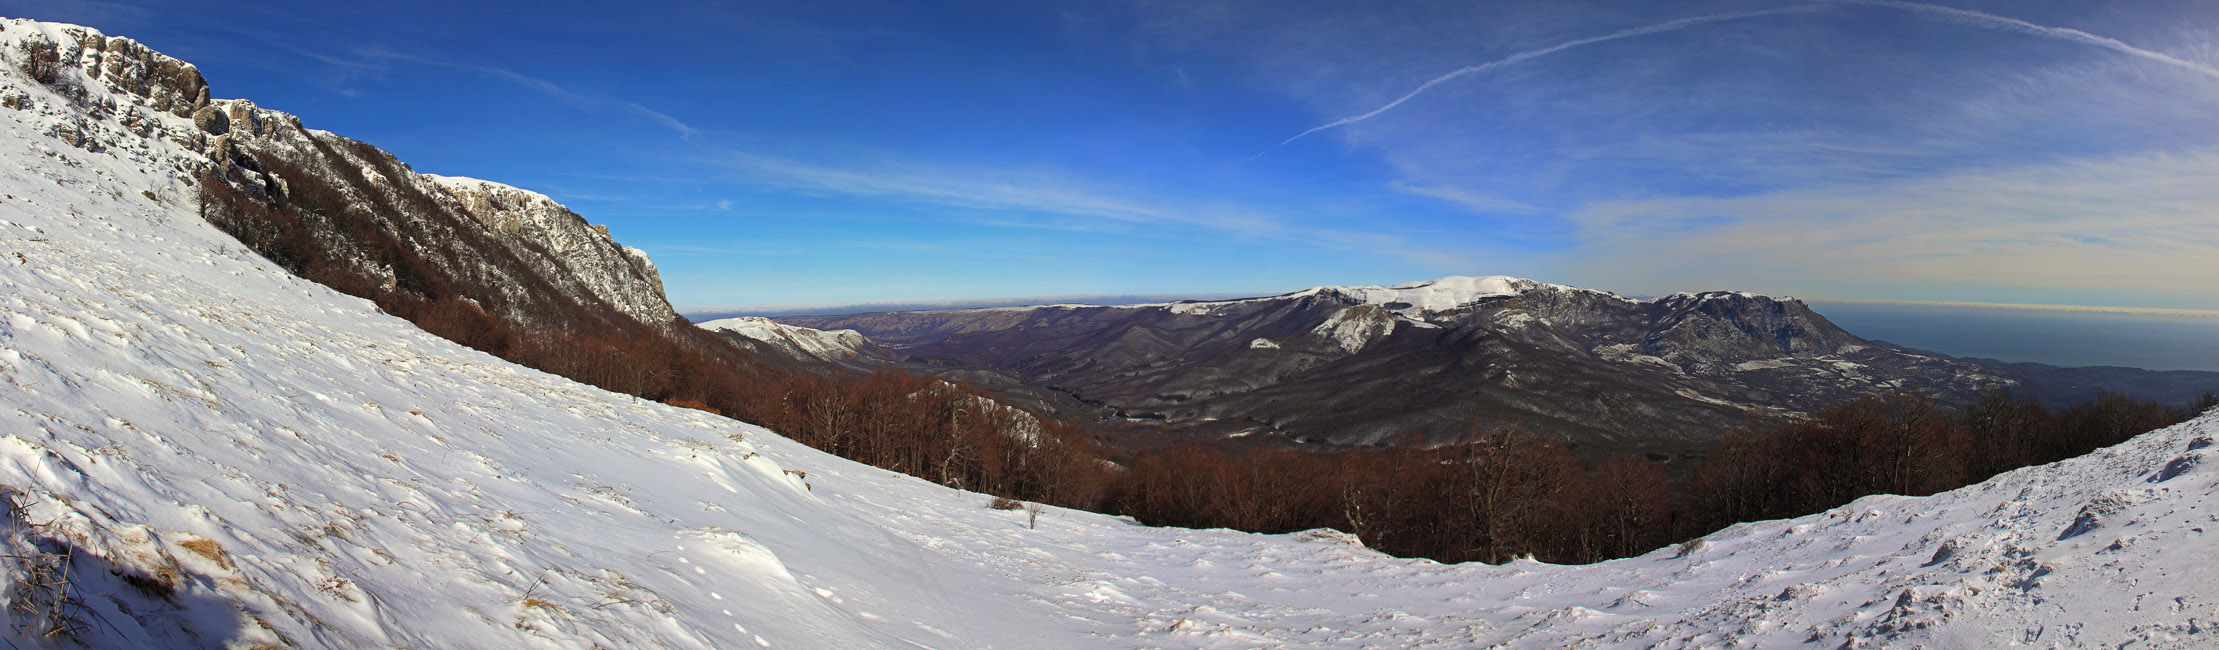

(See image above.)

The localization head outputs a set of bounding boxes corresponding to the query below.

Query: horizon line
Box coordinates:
[1812,298,2219,318]
[679,291,1262,318]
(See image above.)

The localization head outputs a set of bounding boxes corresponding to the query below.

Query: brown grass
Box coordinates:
[663,397,722,415]
[180,539,231,570]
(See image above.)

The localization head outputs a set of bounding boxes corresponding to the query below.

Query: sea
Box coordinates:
[1807,301,2219,373]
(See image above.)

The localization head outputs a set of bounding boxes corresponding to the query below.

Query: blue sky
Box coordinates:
[9,0,2219,311]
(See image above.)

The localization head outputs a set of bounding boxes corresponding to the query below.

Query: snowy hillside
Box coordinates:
[1,16,2214,649]
[700,316,869,361]
[1182,275,1597,320]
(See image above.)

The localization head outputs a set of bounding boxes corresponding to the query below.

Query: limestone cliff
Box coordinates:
[2,18,680,336]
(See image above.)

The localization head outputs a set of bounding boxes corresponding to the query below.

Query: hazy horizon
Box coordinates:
[686,285,2219,373]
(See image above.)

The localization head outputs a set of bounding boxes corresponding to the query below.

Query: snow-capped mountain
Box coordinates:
[2,17,2213,649]
[785,277,2028,453]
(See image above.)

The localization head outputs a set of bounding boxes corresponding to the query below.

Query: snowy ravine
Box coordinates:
[1,19,2215,650]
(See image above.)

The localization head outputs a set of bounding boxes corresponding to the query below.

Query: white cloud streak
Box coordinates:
[360,49,701,140]
[1845,0,2219,82]
[1275,1,2219,149]
[1274,5,1824,148]
[710,152,1525,271]
[230,33,702,140]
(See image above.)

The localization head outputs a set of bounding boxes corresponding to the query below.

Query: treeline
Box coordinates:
[1684,390,2215,530]
[735,370,1114,507]
[1106,389,2213,564]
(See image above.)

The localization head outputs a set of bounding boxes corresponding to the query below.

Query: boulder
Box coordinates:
[192,104,229,135]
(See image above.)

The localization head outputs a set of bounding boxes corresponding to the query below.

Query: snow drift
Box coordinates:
[0,16,2213,649]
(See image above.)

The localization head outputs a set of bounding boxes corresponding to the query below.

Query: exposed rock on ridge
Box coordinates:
[0,18,683,335]
[427,175,677,326]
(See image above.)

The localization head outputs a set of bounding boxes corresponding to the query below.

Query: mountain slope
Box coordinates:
[699,316,887,372]
[0,17,2212,649]
[787,277,2020,454]
[10,19,679,341]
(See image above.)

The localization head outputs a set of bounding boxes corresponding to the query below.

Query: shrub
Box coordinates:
[16,37,62,85]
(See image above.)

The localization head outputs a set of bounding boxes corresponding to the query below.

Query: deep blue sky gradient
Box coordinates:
[7,0,2216,311]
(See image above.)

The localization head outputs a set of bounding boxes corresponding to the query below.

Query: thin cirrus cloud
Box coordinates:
[1563,152,2219,306]
[337,45,704,140]
[1213,0,2219,308]
[1271,0,2219,150]
[701,151,1519,271]
[203,21,707,141]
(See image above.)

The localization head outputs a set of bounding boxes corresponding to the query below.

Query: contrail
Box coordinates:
[1273,5,1824,148]
[1843,0,2219,82]
[1270,1,2219,150]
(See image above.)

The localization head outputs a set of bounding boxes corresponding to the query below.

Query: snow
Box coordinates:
[1594,343,1686,373]
[420,173,511,192]
[700,316,867,360]
[1248,338,1280,350]
[1310,306,1396,353]
[1175,276,1550,319]
[1,17,2214,650]
[1329,275,1533,314]
[1657,290,1790,304]
[1734,359,1792,372]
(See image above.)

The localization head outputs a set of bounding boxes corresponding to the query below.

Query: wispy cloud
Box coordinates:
[703,150,1532,271]
[708,152,1283,235]
[344,46,702,140]
[1270,4,1826,149]
[1269,0,2219,151]
[1844,0,2219,81]
[208,28,702,140]
[1389,182,1543,215]
[1562,152,2219,305]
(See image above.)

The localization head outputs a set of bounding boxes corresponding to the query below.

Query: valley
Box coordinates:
[775,278,2219,459]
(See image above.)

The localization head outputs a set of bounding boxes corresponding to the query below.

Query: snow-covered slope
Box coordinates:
[0,19,678,338]
[0,16,2213,649]
[700,316,868,361]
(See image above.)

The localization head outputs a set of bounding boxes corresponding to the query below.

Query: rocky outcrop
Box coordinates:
[65,26,209,117]
[190,103,226,134]
[427,176,678,327]
[0,18,682,338]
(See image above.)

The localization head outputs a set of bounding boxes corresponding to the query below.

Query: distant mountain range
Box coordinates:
[767,277,2219,458]
[684,293,1255,320]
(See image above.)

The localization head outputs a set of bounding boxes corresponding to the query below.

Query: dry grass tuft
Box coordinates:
[179,539,231,570]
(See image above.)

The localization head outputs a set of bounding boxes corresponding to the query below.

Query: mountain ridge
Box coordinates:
[781,275,2211,455]
[0,19,681,341]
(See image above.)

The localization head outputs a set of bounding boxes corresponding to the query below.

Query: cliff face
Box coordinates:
[1,18,679,337]
[425,175,675,326]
